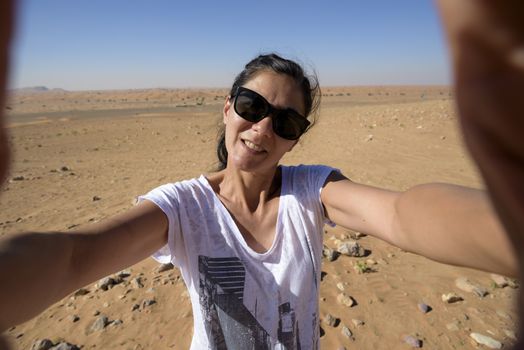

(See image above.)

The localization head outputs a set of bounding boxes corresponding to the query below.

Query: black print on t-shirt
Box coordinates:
[198,255,301,349]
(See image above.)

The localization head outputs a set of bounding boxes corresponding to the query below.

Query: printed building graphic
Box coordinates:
[198,255,301,349]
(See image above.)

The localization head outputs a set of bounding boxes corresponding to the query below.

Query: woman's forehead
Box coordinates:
[243,72,305,114]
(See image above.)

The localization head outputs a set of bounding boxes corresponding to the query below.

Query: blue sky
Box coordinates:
[9,0,450,90]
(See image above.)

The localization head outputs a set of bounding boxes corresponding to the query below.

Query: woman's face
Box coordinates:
[223,71,306,174]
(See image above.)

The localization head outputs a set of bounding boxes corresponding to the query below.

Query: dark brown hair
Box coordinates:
[217,53,321,170]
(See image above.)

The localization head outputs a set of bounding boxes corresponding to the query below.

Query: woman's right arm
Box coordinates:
[0,200,168,332]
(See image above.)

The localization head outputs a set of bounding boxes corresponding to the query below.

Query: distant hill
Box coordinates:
[12,86,68,94]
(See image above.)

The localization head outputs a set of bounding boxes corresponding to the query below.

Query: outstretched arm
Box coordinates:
[0,200,168,332]
[321,173,517,277]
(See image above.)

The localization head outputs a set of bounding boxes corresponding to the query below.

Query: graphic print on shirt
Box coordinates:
[198,255,302,349]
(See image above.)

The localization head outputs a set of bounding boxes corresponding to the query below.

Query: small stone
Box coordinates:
[470,333,502,349]
[503,329,517,340]
[336,293,356,307]
[355,232,366,238]
[446,321,460,331]
[11,175,25,181]
[69,315,80,323]
[103,302,110,308]
[90,315,109,332]
[442,293,463,303]
[336,282,345,291]
[337,241,365,257]
[93,310,100,316]
[112,319,123,326]
[365,134,374,142]
[351,319,364,327]
[403,335,422,348]
[322,246,338,262]
[132,277,144,288]
[156,263,174,273]
[490,274,518,288]
[417,303,431,313]
[496,309,511,320]
[73,288,89,296]
[341,325,353,339]
[92,195,101,201]
[116,270,132,278]
[455,277,488,297]
[324,313,338,327]
[31,339,54,350]
[132,304,140,311]
[365,259,377,265]
[60,166,70,172]
[50,342,80,350]
[142,299,157,308]
[96,277,117,291]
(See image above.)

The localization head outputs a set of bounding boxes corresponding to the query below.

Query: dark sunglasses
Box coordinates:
[231,86,310,140]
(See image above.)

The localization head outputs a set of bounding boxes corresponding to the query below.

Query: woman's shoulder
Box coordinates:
[281,164,338,177]
[143,175,212,200]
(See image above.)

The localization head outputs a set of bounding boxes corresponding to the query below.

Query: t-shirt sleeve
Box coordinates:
[136,183,185,267]
[301,164,340,226]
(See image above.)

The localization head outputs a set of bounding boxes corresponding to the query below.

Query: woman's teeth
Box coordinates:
[244,140,263,152]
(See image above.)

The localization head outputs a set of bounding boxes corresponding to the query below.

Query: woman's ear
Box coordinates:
[223,96,232,124]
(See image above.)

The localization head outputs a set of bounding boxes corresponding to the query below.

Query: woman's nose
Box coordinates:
[252,115,273,137]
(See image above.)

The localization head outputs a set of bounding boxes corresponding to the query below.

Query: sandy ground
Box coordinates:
[1,86,519,349]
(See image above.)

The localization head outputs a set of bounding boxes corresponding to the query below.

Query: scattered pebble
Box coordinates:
[324,313,338,327]
[89,315,109,332]
[337,241,365,257]
[490,274,518,288]
[351,319,364,327]
[117,270,132,278]
[336,282,345,291]
[441,293,463,303]
[403,335,422,348]
[455,277,488,297]
[336,293,356,307]
[31,339,53,350]
[156,263,174,273]
[470,332,502,349]
[142,299,157,308]
[322,246,338,261]
[341,325,353,339]
[132,277,144,288]
[417,303,432,313]
[503,329,517,340]
[446,321,460,331]
[49,342,80,350]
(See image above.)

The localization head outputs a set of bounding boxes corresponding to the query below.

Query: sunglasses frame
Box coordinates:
[231,86,310,140]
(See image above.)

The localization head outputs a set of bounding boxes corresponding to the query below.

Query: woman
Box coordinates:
[0,53,517,349]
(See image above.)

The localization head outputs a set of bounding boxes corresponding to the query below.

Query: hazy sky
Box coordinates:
[9,0,450,91]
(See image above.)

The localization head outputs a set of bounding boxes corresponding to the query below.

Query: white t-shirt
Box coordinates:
[139,164,336,349]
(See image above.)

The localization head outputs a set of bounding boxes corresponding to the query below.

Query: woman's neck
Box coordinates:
[217,165,281,213]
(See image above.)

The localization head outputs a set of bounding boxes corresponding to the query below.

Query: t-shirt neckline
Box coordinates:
[198,167,287,259]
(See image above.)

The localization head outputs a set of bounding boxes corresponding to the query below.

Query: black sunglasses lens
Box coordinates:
[273,112,308,140]
[234,87,309,140]
[235,91,268,122]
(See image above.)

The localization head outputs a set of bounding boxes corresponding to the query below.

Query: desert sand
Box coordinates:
[1,86,519,349]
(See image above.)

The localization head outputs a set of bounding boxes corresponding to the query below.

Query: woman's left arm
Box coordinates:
[321,172,517,277]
